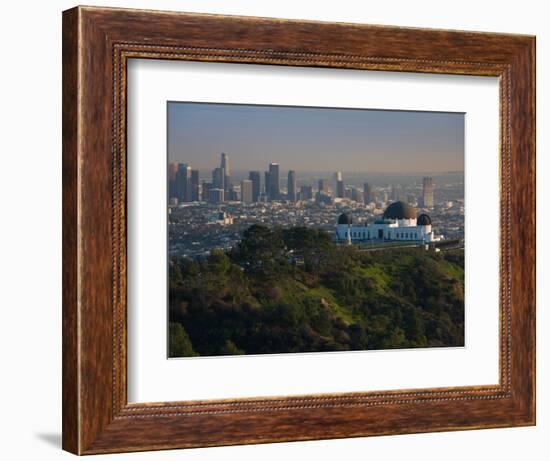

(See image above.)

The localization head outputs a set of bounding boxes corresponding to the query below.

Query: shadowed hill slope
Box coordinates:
[169,225,464,357]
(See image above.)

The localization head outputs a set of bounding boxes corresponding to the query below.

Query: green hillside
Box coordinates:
[169,225,464,357]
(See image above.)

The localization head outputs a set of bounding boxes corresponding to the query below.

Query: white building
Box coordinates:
[334,201,439,244]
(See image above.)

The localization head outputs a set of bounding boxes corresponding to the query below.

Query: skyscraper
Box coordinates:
[208,188,224,204]
[249,171,261,202]
[175,163,191,202]
[318,178,328,194]
[201,181,211,202]
[336,179,344,198]
[212,167,225,191]
[220,152,230,176]
[422,177,434,207]
[300,185,313,200]
[334,171,343,198]
[220,152,231,194]
[264,171,270,196]
[241,179,253,203]
[268,163,280,200]
[363,182,374,204]
[190,170,199,202]
[168,163,178,199]
[185,166,193,202]
[390,184,401,202]
[287,170,297,202]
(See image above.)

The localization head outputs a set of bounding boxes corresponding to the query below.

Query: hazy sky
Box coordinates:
[167,102,464,174]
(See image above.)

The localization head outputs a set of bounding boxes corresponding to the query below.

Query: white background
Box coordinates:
[0,0,546,460]
[127,60,499,402]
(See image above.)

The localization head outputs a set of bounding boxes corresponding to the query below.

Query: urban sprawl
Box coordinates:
[169,153,464,258]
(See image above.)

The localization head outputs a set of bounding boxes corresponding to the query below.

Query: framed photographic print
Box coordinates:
[62,6,535,455]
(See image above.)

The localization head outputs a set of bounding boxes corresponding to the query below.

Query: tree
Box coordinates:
[169,322,198,357]
[208,248,231,274]
[282,226,334,273]
[232,224,286,276]
[220,339,245,355]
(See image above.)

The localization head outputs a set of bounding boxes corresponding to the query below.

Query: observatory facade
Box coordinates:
[335,201,439,244]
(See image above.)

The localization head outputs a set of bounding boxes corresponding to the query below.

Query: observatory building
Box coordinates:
[335,201,439,245]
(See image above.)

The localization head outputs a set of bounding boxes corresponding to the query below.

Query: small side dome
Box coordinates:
[338,212,353,225]
[417,213,432,225]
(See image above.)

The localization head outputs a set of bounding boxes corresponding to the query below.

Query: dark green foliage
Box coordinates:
[230,224,287,277]
[168,322,198,357]
[169,226,464,357]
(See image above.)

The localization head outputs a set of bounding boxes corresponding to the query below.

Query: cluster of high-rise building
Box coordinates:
[169,154,289,204]
[168,163,200,202]
[169,153,436,209]
[169,153,235,204]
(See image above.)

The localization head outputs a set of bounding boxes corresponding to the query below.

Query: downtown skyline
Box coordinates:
[168,151,444,209]
[168,101,465,174]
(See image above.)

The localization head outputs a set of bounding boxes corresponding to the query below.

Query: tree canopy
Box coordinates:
[169,225,464,357]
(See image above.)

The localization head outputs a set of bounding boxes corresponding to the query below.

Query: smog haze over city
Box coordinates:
[168,102,464,175]
[167,101,466,357]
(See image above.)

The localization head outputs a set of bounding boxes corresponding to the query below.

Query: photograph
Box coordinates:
[51,3,537,456]
[167,102,466,358]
